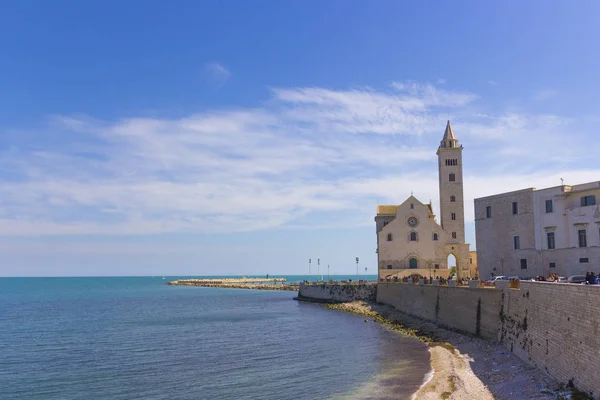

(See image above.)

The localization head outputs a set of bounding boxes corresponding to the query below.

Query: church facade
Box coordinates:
[375,122,471,279]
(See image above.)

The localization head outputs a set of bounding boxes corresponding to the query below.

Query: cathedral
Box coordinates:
[375,121,471,279]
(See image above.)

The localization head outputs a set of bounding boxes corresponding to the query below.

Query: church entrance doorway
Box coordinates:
[409,258,418,269]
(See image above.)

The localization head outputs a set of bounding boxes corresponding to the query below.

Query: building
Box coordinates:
[375,121,471,279]
[469,250,478,278]
[474,181,600,279]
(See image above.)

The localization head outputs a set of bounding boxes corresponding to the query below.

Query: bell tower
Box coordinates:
[436,121,465,243]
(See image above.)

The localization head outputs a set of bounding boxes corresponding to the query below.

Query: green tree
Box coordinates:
[449,266,457,277]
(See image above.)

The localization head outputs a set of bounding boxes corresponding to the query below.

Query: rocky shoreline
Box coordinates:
[166,279,299,291]
[325,301,580,400]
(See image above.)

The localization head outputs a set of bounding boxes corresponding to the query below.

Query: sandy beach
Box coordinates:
[326,301,575,400]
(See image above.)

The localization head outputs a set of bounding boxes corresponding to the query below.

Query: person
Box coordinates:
[590,272,598,285]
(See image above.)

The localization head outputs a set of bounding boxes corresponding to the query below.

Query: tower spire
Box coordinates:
[442,120,456,141]
[440,120,459,148]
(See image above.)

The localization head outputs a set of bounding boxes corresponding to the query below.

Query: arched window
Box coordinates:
[433,233,438,241]
[387,233,393,242]
[449,173,456,182]
[410,232,418,241]
[450,195,456,202]
[409,258,418,269]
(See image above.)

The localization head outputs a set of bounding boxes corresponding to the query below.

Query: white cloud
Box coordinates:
[204,62,231,86]
[0,82,597,236]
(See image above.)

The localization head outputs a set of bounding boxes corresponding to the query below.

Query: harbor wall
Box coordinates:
[297,283,376,303]
[376,281,600,397]
[499,281,600,397]
[376,282,503,340]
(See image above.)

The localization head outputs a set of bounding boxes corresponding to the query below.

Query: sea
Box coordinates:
[0,276,431,400]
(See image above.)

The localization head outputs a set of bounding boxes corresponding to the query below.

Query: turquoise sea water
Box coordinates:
[0,276,430,400]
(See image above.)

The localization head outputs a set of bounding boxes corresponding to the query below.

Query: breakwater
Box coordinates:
[166,278,298,291]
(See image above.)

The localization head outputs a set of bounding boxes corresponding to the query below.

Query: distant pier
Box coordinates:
[166,278,298,291]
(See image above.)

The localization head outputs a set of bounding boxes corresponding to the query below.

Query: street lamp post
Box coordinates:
[309,258,311,282]
[317,258,320,282]
[356,257,359,281]
[328,264,330,282]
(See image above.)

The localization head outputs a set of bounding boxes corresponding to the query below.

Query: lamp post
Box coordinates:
[309,258,311,282]
[356,257,359,281]
[317,258,320,282]
[328,264,330,282]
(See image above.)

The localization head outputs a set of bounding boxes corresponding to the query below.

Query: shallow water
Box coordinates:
[0,277,430,399]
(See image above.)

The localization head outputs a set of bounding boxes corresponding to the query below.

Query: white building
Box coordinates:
[474,181,600,279]
[375,122,471,279]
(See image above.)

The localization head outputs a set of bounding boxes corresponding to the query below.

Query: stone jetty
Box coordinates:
[166,278,298,291]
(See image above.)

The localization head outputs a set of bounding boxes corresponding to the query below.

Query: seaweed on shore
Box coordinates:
[324,302,454,352]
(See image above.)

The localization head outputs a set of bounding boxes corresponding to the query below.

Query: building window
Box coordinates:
[450,195,456,202]
[445,159,458,166]
[547,232,555,249]
[449,173,456,182]
[433,233,438,241]
[387,264,392,269]
[451,232,457,239]
[578,229,587,248]
[513,236,520,250]
[383,221,388,227]
[409,258,418,269]
[549,262,556,269]
[580,258,589,263]
[451,212,456,220]
[545,199,553,213]
[486,206,492,218]
[410,203,414,209]
[520,259,527,269]
[512,202,518,215]
[410,232,418,241]
[470,257,473,264]
[387,233,393,242]
[434,264,440,269]
[581,195,596,207]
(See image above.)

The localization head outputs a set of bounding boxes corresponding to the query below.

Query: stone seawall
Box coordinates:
[376,281,600,397]
[377,282,503,341]
[500,281,600,397]
[297,283,377,303]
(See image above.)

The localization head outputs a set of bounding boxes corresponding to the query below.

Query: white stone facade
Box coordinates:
[475,181,600,279]
[375,122,471,279]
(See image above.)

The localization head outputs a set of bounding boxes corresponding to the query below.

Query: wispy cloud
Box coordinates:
[532,89,557,101]
[0,82,597,236]
[204,62,231,86]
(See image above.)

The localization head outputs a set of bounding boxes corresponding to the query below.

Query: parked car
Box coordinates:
[507,276,520,281]
[485,276,506,285]
[568,275,586,284]
[557,276,568,283]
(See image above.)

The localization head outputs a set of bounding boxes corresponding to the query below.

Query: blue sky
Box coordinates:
[1,1,600,276]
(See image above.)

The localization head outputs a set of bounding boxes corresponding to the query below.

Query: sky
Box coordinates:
[1,1,600,277]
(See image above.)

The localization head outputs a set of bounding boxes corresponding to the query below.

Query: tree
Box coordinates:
[449,266,457,277]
